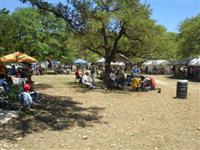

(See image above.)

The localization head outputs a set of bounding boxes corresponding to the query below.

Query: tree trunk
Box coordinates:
[103,54,115,88]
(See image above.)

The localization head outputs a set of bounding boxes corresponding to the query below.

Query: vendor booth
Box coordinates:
[0,51,37,84]
[0,51,37,63]
[188,57,200,81]
[142,60,171,74]
[73,58,89,72]
[170,57,193,79]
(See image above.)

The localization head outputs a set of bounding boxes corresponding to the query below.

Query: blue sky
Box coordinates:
[0,0,199,32]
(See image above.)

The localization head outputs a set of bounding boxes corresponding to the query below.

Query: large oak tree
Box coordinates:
[20,1,169,64]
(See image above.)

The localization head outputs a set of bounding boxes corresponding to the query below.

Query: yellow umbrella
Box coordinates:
[0,52,22,62]
[17,53,37,63]
[0,51,37,63]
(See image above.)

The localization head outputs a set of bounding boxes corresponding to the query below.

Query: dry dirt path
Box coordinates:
[0,74,199,150]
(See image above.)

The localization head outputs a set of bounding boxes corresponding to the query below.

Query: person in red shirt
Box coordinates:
[75,67,82,82]
[20,81,38,110]
[149,77,156,89]
[149,77,161,93]
[23,81,31,92]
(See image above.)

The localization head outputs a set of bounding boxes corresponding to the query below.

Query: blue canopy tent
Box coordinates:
[73,59,88,65]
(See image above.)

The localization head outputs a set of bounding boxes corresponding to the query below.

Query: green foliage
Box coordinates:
[0,9,13,55]
[18,0,179,69]
[1,0,181,65]
[20,1,160,62]
[0,8,76,62]
[6,85,22,102]
[177,14,200,58]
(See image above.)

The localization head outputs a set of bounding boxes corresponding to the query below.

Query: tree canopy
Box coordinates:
[0,8,76,62]
[20,0,178,65]
[177,14,200,58]
[0,0,187,66]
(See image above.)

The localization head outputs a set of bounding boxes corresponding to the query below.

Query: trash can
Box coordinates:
[176,80,188,99]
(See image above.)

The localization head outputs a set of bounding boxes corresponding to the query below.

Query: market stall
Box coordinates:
[142,60,171,74]
[188,57,200,81]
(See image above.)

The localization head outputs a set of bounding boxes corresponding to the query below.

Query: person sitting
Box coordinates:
[19,81,38,110]
[140,76,151,91]
[109,71,117,87]
[140,76,161,93]
[116,70,125,88]
[131,77,141,91]
[82,72,96,89]
[0,79,9,95]
[149,77,157,90]
[124,75,133,87]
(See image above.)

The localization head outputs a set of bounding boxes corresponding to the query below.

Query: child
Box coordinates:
[19,81,38,109]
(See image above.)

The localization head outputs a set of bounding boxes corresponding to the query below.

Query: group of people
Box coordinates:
[74,64,159,92]
[109,68,125,89]
[75,66,96,89]
[130,75,158,91]
[108,66,157,91]
[0,63,38,111]
[108,65,140,89]
[130,65,158,91]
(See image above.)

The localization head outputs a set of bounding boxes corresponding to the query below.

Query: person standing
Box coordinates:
[0,63,6,78]
[131,65,140,77]
[75,66,81,82]
[20,81,38,109]
[145,66,148,74]
[11,65,16,76]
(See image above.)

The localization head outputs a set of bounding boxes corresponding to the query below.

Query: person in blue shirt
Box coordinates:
[0,79,9,94]
[131,65,140,77]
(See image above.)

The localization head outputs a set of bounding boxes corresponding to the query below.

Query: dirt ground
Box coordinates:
[0,74,200,150]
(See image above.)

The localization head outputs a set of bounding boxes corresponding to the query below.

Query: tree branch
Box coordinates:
[109,22,126,59]
[20,0,84,32]
[85,46,105,57]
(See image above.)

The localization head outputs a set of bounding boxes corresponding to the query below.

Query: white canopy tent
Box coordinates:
[96,58,105,63]
[142,60,171,74]
[111,62,125,66]
[96,58,125,66]
[188,57,200,66]
[97,58,125,66]
[188,57,200,81]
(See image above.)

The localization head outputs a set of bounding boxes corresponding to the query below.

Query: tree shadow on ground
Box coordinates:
[64,81,133,94]
[0,94,105,141]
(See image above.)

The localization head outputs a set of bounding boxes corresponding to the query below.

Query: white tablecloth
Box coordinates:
[12,78,27,85]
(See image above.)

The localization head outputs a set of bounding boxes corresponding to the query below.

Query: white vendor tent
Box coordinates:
[96,58,125,66]
[96,53,132,64]
[188,57,200,81]
[142,60,171,74]
[111,62,125,66]
[96,58,105,63]
[188,57,200,66]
